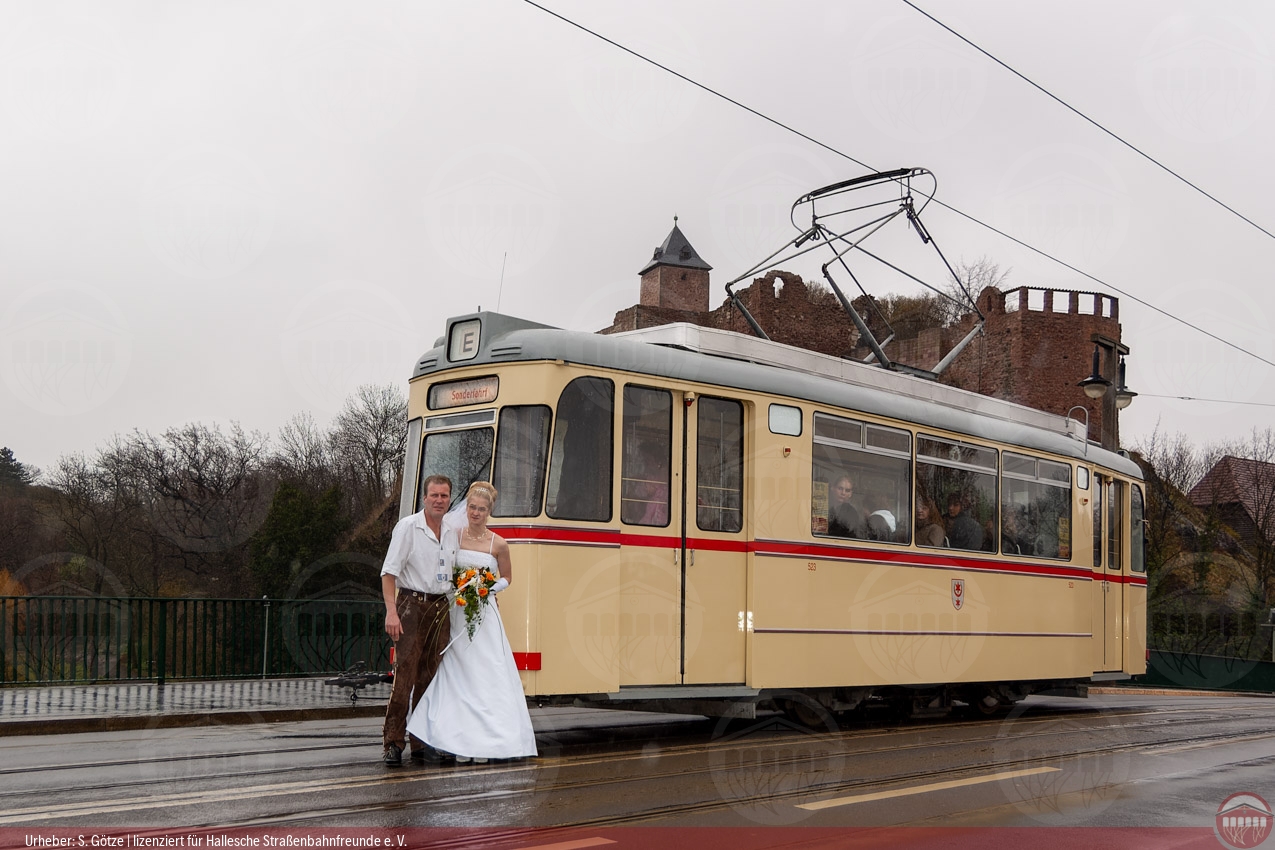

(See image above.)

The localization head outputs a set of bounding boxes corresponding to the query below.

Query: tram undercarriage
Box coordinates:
[550,678,1096,722]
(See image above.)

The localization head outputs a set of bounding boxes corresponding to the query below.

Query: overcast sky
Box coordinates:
[2,0,1273,474]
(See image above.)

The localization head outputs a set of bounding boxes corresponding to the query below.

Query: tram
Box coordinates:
[399,310,1147,718]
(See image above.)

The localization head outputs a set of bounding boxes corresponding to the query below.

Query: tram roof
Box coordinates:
[416,312,1142,478]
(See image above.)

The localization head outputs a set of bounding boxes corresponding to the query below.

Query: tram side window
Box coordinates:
[1092,477,1103,568]
[811,413,912,544]
[621,386,672,527]
[492,406,552,517]
[1131,484,1146,573]
[916,436,997,553]
[1107,479,1124,572]
[697,397,743,533]
[1001,452,1072,559]
[421,427,494,512]
[546,377,614,522]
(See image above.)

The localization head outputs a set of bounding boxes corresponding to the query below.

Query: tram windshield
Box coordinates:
[421,427,493,512]
[492,405,552,517]
[546,377,614,521]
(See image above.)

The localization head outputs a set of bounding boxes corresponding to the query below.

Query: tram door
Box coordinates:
[682,395,748,684]
[617,386,683,687]
[1092,476,1126,671]
[616,388,748,686]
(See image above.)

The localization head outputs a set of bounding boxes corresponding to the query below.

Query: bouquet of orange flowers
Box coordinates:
[453,565,498,640]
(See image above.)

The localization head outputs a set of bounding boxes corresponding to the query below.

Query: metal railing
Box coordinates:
[1149,609,1271,662]
[0,596,391,685]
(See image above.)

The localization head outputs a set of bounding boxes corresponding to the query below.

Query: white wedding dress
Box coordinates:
[406,547,538,760]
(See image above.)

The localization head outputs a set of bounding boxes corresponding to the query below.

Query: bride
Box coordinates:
[406,481,538,762]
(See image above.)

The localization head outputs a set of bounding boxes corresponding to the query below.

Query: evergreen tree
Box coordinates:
[0,447,37,488]
[249,481,347,598]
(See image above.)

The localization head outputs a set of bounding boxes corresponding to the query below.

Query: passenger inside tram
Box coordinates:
[865,494,897,542]
[946,492,984,551]
[827,472,865,538]
[915,493,946,547]
[623,446,669,526]
[1002,507,1028,555]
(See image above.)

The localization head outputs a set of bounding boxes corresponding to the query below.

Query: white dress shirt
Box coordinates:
[381,511,457,595]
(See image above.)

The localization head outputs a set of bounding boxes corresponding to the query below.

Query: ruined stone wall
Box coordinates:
[940,287,1123,446]
[603,273,1125,447]
[706,272,860,358]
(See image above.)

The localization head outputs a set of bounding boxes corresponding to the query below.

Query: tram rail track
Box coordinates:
[205,723,1275,835]
[6,701,1275,827]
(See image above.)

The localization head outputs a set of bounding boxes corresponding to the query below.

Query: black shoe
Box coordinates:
[411,746,450,765]
[384,744,403,766]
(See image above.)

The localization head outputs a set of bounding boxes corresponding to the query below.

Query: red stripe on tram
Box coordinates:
[490,526,1127,583]
[753,539,1095,581]
[618,533,683,548]
[513,652,542,671]
[492,526,621,546]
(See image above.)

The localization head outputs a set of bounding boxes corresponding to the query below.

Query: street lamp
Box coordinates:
[1115,357,1138,410]
[1077,345,1111,400]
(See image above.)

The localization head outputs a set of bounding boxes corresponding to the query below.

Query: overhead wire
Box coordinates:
[1140,395,1275,409]
[900,0,1275,245]
[517,0,1275,372]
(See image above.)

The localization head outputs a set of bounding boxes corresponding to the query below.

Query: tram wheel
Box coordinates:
[785,696,832,729]
[886,696,915,720]
[970,690,1005,717]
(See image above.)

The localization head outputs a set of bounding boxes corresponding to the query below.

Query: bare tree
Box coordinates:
[943,257,1011,325]
[275,412,333,488]
[1133,423,1209,573]
[46,449,154,594]
[849,256,1011,333]
[1202,428,1275,609]
[329,384,407,513]
[110,423,275,592]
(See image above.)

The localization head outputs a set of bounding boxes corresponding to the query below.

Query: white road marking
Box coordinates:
[796,766,1061,811]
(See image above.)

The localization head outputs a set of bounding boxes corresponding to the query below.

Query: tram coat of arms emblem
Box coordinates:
[951,579,965,611]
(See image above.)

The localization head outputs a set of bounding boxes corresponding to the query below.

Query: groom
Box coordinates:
[380,474,456,766]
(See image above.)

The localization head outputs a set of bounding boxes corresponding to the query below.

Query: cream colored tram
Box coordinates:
[401,312,1147,717]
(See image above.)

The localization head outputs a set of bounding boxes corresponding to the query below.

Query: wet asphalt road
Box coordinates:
[2,693,1273,833]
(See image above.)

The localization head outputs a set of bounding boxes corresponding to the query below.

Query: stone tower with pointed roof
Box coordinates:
[638,218,712,313]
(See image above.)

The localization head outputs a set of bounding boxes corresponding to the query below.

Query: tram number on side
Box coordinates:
[808,562,817,571]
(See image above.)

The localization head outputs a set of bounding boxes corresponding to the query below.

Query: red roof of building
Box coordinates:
[1188,455,1275,542]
